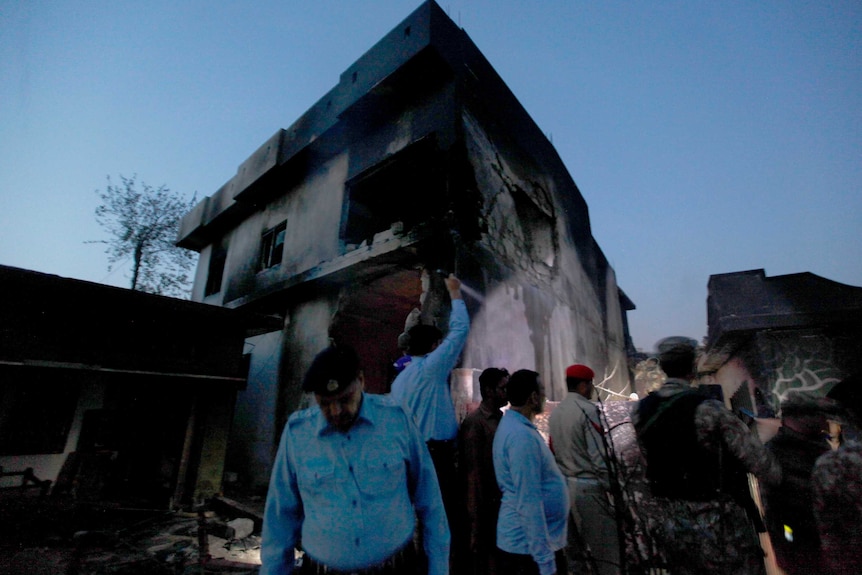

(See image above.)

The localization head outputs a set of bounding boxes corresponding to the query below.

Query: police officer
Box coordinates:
[261,344,450,574]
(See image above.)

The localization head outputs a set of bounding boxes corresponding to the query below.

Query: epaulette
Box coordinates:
[371,393,399,409]
[368,394,412,425]
[287,406,318,429]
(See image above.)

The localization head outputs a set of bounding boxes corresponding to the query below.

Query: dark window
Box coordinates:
[342,137,444,246]
[204,243,228,296]
[259,221,286,271]
[0,375,80,456]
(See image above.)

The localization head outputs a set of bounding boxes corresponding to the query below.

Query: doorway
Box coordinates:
[330,268,425,394]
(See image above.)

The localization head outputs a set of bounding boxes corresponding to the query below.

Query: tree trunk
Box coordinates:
[131,241,144,290]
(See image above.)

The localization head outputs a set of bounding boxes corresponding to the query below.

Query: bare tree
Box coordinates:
[91,174,197,298]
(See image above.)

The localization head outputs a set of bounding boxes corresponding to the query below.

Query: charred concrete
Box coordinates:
[178,0,636,493]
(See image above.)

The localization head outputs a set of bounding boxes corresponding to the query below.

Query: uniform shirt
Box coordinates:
[632,379,782,574]
[390,298,470,442]
[548,392,609,487]
[763,425,830,574]
[493,409,569,575]
[694,396,780,484]
[260,393,450,575]
[812,440,862,575]
[635,379,780,483]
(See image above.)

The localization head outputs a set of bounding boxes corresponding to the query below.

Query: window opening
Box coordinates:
[205,242,228,296]
[259,221,286,271]
[511,186,556,268]
[342,137,444,246]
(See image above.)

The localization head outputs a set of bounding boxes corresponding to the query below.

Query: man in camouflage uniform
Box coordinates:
[633,340,780,575]
[761,392,833,574]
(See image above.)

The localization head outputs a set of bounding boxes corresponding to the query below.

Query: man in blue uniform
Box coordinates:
[260,344,450,575]
[390,273,470,530]
[493,369,569,575]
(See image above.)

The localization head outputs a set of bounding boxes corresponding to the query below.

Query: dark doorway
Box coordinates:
[331,268,424,394]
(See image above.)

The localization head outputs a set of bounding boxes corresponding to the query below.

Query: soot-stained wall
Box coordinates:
[178,0,634,493]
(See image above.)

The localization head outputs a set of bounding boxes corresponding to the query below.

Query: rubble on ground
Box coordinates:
[0,493,263,574]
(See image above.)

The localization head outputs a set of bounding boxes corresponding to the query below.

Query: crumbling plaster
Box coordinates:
[698,355,754,411]
[460,110,628,399]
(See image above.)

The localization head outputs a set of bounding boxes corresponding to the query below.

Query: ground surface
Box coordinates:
[0,492,265,574]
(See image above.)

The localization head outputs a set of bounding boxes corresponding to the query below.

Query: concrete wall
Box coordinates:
[224,332,283,495]
[183,10,634,491]
[698,355,755,410]
[700,326,862,418]
[755,329,855,410]
[194,154,350,306]
[459,110,630,400]
[0,382,103,488]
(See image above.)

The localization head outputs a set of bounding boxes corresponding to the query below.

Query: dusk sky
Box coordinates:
[1,1,860,352]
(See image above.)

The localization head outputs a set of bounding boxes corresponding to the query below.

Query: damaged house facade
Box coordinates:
[178,0,635,493]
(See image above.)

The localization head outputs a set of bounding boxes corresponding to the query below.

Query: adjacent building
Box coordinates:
[0,265,279,507]
[700,268,862,416]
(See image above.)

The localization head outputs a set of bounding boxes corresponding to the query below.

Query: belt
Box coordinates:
[302,541,416,575]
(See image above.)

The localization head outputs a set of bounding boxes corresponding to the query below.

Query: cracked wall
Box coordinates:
[459,110,629,400]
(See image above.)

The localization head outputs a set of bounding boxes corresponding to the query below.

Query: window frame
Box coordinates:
[258,220,286,271]
[204,242,228,296]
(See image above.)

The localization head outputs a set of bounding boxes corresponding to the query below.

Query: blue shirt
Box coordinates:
[390,298,470,441]
[493,409,569,575]
[260,393,450,575]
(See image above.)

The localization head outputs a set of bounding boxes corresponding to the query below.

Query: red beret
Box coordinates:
[565,364,595,381]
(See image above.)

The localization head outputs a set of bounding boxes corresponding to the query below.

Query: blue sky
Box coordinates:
[1,1,860,352]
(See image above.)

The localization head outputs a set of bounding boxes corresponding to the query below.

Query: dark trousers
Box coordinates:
[426,439,458,522]
[467,544,500,575]
[427,439,459,572]
[497,549,567,575]
[466,515,501,575]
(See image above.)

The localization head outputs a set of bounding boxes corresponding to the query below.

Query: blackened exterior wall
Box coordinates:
[178,0,635,492]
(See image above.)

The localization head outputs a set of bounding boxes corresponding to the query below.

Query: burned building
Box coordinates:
[700,268,862,416]
[177,0,635,493]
